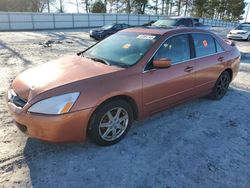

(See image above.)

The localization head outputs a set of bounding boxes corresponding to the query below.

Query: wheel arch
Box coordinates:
[224,68,233,82]
[87,94,139,134]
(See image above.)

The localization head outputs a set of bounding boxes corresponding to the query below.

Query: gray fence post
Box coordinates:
[87,13,90,27]
[7,12,11,30]
[53,13,55,29]
[31,13,34,29]
[72,14,75,28]
[103,13,105,25]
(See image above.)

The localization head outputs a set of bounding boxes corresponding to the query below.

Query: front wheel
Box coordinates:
[88,100,133,146]
[208,71,231,100]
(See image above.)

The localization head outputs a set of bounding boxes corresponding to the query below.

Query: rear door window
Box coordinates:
[192,33,216,57]
[215,40,224,52]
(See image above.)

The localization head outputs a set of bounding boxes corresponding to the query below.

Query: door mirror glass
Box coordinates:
[153,58,172,68]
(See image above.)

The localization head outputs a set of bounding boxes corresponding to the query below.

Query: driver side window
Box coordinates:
[154,34,191,64]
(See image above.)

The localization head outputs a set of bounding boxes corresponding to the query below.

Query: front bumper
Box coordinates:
[6,96,93,143]
[227,33,249,40]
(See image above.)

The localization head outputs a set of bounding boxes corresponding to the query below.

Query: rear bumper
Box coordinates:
[7,100,93,143]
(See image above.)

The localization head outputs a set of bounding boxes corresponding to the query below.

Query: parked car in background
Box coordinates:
[240,22,250,25]
[194,22,211,30]
[152,17,210,30]
[227,24,250,41]
[7,28,240,146]
[89,23,130,40]
[142,20,156,26]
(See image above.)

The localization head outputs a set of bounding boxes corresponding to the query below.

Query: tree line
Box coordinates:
[0,0,246,21]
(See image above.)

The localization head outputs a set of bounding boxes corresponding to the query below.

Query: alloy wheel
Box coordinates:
[98,107,129,141]
[215,73,230,98]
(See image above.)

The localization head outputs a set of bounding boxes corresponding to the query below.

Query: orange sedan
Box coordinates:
[6,28,240,146]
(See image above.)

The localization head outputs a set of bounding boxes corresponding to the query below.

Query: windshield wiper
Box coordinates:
[85,56,110,66]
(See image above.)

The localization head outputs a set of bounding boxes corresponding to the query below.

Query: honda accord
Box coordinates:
[6,28,240,146]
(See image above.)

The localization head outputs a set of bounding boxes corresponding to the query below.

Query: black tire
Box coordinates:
[247,34,250,41]
[88,100,133,146]
[208,71,231,100]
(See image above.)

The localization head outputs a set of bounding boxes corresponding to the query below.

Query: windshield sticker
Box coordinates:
[122,43,131,49]
[203,40,208,47]
[137,35,155,40]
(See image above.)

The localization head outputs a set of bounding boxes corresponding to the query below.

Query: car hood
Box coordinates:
[12,55,123,101]
[230,30,249,34]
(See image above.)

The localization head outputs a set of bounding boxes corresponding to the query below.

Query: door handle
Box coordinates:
[184,66,193,72]
[218,56,224,62]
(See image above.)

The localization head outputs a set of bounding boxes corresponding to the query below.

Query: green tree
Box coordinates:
[0,0,51,12]
[228,0,245,20]
[193,0,207,17]
[132,0,148,14]
[91,1,106,13]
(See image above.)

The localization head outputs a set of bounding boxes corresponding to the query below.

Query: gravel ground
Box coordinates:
[0,28,250,188]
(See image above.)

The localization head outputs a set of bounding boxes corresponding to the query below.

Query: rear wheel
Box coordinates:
[88,100,133,146]
[208,71,231,100]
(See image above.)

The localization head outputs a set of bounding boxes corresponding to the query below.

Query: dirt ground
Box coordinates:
[0,28,250,188]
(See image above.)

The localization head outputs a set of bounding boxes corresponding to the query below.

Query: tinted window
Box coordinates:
[152,19,178,27]
[154,34,190,64]
[122,24,129,29]
[185,19,193,27]
[235,25,250,31]
[194,22,203,27]
[192,33,216,57]
[176,19,193,27]
[113,24,122,30]
[215,40,224,52]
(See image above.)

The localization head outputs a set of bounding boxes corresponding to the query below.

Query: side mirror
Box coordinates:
[153,58,172,68]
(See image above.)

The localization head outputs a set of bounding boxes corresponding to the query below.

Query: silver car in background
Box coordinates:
[227,24,250,41]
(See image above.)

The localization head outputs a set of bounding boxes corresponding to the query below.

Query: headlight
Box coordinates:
[28,92,79,115]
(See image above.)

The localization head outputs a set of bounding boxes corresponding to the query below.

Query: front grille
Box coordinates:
[8,89,27,108]
[231,36,242,39]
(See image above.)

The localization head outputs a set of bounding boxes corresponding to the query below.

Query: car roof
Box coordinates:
[121,27,210,35]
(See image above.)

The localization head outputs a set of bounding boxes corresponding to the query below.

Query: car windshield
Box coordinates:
[152,19,178,27]
[101,24,114,30]
[235,25,250,31]
[83,32,160,67]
